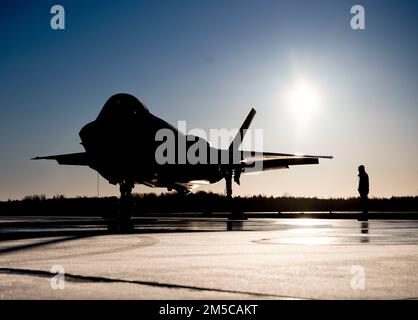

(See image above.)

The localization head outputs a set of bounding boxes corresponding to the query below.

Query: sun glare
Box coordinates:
[285,80,320,118]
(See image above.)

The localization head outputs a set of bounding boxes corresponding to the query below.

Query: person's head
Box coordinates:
[358,165,366,174]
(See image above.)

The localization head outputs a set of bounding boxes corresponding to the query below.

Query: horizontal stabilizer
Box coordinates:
[246,151,333,160]
[243,157,319,172]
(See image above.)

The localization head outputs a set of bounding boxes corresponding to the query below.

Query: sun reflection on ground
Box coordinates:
[282,219,331,226]
[278,237,337,245]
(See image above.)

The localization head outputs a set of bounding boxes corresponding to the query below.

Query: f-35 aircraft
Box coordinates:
[33,93,332,226]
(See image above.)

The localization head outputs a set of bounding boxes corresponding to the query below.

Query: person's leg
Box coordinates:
[360,194,368,220]
[358,194,366,221]
[362,194,368,214]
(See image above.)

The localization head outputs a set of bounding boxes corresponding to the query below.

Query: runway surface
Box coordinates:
[1,216,418,299]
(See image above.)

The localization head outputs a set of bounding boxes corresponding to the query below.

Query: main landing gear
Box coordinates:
[224,170,246,221]
[225,171,233,200]
[108,181,135,232]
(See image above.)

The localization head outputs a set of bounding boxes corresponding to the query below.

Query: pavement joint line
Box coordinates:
[0,267,311,300]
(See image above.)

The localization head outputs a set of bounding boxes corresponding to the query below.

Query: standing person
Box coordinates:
[358,165,369,221]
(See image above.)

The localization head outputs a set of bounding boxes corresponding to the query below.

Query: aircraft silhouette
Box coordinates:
[33,93,332,227]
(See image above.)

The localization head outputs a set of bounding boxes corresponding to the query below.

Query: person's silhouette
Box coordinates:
[357,165,369,221]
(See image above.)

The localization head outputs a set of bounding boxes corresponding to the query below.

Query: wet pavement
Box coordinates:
[0,216,418,299]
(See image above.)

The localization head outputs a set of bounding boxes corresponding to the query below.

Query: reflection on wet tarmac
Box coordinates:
[361,222,369,243]
[1,216,418,245]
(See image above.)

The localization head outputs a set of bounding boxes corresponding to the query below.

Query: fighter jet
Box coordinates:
[33,93,332,225]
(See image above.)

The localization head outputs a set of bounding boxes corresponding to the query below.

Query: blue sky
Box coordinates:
[0,0,417,200]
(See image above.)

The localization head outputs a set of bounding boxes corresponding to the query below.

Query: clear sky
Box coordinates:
[0,0,417,200]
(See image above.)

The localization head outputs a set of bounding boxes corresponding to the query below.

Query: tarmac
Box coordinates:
[0,215,418,299]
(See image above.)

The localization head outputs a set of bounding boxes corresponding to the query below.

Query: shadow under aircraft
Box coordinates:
[33,93,332,230]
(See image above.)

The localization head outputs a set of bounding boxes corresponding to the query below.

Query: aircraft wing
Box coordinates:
[31,152,89,166]
[240,151,333,172]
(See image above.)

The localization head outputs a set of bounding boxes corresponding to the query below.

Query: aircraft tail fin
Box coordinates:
[228,107,256,153]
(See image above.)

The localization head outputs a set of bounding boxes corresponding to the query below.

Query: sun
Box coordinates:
[285,80,320,117]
